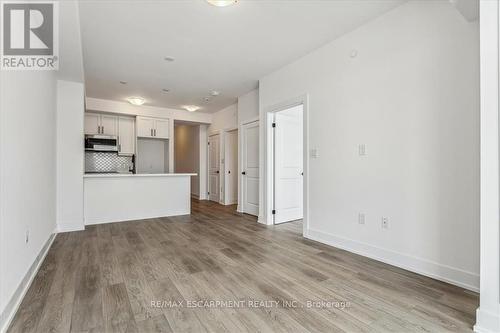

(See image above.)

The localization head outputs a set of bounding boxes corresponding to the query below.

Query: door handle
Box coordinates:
[216,171,220,174]
[242,171,246,175]
[228,171,231,174]
[301,172,303,176]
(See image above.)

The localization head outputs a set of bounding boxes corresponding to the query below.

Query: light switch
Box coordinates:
[310,148,319,158]
[358,144,366,156]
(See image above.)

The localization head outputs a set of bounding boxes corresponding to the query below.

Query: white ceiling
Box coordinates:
[79,0,404,113]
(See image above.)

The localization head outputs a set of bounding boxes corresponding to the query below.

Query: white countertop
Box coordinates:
[84,173,197,178]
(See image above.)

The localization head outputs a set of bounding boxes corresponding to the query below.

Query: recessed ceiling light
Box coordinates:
[207,0,238,7]
[164,56,175,62]
[210,90,220,96]
[183,105,200,112]
[119,81,127,84]
[162,88,170,92]
[127,97,145,106]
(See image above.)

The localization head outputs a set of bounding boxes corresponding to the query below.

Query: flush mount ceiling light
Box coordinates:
[210,90,220,96]
[183,105,200,112]
[127,97,145,106]
[164,56,175,62]
[162,88,170,93]
[206,0,238,7]
[119,81,127,85]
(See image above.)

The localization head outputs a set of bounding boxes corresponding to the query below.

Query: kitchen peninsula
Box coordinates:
[84,173,196,224]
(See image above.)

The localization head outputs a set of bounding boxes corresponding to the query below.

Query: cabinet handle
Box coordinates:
[154,129,156,137]
[118,144,121,152]
[98,126,101,134]
[102,126,104,134]
[151,129,153,136]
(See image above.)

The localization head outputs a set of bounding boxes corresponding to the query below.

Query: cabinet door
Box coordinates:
[100,114,118,136]
[137,117,154,138]
[84,113,100,134]
[118,117,135,155]
[154,118,169,139]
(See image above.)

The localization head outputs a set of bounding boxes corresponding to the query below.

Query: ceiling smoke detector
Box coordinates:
[206,0,238,7]
[127,97,145,106]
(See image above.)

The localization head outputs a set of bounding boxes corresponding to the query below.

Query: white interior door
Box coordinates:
[274,105,303,224]
[224,130,238,205]
[208,134,220,202]
[242,121,259,216]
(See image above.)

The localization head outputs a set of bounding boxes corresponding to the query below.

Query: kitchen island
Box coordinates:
[83,173,196,225]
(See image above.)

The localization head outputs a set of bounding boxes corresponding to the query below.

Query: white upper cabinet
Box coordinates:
[84,113,100,135]
[118,117,135,155]
[136,117,155,138]
[100,114,118,136]
[136,116,169,139]
[84,112,118,136]
[155,118,169,139]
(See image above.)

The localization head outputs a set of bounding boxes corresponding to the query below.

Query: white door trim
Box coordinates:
[263,94,309,235]
[208,133,222,203]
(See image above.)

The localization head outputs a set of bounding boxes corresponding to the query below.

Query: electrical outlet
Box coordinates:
[25,229,29,244]
[358,213,365,225]
[381,217,389,229]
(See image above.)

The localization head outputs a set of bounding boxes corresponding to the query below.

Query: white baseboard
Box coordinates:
[305,228,479,292]
[0,233,56,333]
[191,193,199,199]
[474,308,500,333]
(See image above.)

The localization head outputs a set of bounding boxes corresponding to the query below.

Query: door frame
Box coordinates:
[239,119,260,215]
[264,94,309,235]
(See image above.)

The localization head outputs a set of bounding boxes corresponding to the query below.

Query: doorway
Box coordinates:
[208,133,221,203]
[271,105,304,224]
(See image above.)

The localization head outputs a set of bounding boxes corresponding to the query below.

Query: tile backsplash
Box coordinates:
[85,152,134,173]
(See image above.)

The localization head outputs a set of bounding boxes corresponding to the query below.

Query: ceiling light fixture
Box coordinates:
[119,81,127,85]
[164,56,175,62]
[210,90,220,96]
[206,0,238,7]
[127,97,145,106]
[162,88,170,92]
[183,105,200,112]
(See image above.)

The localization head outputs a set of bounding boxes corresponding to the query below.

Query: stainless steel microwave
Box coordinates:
[84,135,118,152]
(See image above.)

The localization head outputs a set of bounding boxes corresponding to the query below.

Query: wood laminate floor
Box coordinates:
[8,200,478,332]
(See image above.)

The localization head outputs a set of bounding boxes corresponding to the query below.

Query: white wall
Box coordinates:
[56,80,85,232]
[175,125,200,196]
[259,1,479,290]
[0,71,57,329]
[238,89,259,124]
[209,103,238,133]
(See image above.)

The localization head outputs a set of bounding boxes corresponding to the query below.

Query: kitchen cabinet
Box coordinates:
[155,118,169,139]
[84,113,100,135]
[137,117,155,138]
[118,116,135,155]
[136,116,169,139]
[84,112,117,136]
